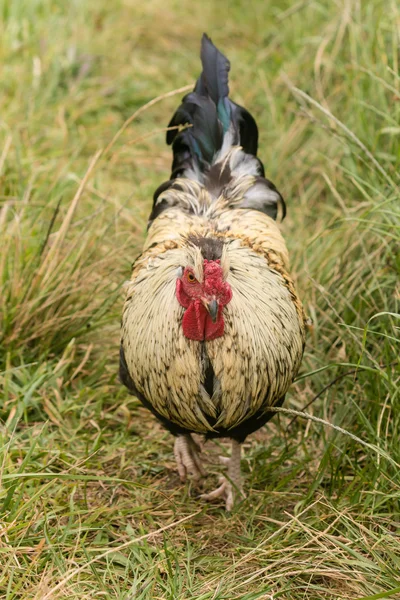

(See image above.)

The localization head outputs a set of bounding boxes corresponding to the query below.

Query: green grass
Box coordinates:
[0,0,399,597]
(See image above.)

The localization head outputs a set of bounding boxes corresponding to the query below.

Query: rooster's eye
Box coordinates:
[187,272,197,284]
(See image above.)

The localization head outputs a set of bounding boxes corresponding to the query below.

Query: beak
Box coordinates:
[204,298,219,323]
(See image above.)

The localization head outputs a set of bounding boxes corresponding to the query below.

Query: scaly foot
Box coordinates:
[200,440,244,510]
[174,434,206,483]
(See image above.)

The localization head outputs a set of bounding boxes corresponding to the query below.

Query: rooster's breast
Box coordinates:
[121,243,305,435]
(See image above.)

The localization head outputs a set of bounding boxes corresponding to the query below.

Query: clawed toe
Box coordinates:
[201,441,244,510]
[200,476,244,511]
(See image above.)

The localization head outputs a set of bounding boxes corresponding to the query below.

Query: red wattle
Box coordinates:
[182,301,207,341]
[182,301,225,341]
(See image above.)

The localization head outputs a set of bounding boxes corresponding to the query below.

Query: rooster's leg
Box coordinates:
[174,434,206,483]
[201,440,244,510]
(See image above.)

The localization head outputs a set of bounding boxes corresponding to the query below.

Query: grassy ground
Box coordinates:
[1,0,399,598]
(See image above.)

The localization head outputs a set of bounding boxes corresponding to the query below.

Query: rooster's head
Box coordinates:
[176,258,232,341]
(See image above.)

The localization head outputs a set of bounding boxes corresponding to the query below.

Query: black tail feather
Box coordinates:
[166,34,259,178]
[230,101,259,157]
[168,92,223,174]
[196,33,230,104]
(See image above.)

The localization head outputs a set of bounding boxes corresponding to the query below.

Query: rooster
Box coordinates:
[120,34,306,510]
